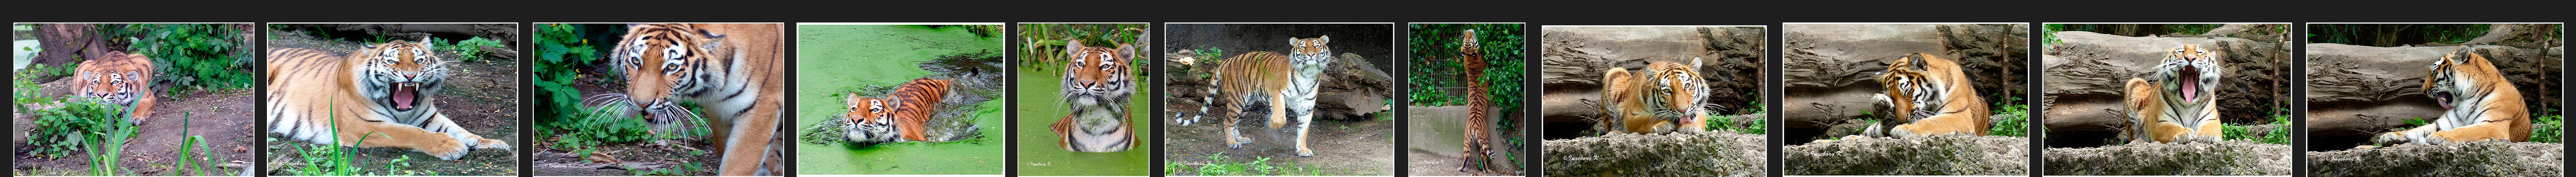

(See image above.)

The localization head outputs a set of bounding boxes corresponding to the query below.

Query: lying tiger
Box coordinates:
[1864,53,1989,138]
[268,38,508,160]
[2374,45,2530,145]
[70,50,157,125]
[1598,57,1710,135]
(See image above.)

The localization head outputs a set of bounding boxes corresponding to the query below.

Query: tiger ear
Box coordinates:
[1691,57,1704,68]
[1115,42,1137,61]
[1287,37,1301,48]
[1320,35,1330,44]
[845,92,862,104]
[418,36,435,49]
[1063,39,1086,59]
[363,42,379,50]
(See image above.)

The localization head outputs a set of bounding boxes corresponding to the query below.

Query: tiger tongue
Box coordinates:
[393,84,417,109]
[2181,77,2198,101]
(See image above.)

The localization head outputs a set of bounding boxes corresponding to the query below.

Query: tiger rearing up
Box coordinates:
[1455,29,1497,172]
[72,51,157,125]
[1049,39,1140,153]
[2374,45,2530,145]
[1199,36,1334,157]
[844,78,961,144]
[267,38,508,161]
[1598,57,1711,135]
[1865,53,1989,138]
[586,23,786,176]
[2123,44,2223,144]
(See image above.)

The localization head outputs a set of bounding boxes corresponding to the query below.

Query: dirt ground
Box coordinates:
[1162,102,1396,176]
[13,86,259,176]
[527,55,722,176]
[259,27,521,176]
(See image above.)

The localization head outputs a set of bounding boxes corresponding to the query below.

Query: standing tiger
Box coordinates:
[1198,36,1334,157]
[267,38,509,161]
[71,51,157,125]
[587,23,786,176]
[2122,44,2223,144]
[1598,57,1711,135]
[1049,39,1141,153]
[843,78,961,144]
[1864,53,1989,138]
[2374,45,2530,145]
[1454,29,1497,172]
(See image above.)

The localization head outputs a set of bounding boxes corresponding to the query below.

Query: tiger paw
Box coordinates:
[474,138,511,150]
[1295,148,1314,157]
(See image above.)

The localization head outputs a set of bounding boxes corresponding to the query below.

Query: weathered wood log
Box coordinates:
[2038,31,2293,140]
[298,24,520,47]
[2303,44,2558,141]
[2042,141,2291,175]
[1782,24,2026,131]
[1534,26,1765,126]
[1542,132,1766,177]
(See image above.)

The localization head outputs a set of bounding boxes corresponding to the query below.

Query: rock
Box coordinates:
[1782,24,2026,143]
[1541,132,1766,177]
[2037,31,2293,147]
[1535,26,1766,137]
[2303,44,2559,150]
[2041,141,2291,175]
[2306,141,2562,176]
[1784,135,2028,175]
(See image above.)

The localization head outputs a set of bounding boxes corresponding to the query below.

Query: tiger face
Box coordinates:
[1600,57,1709,135]
[72,51,156,122]
[608,24,730,127]
[1869,53,1990,138]
[1289,36,1333,65]
[1062,39,1134,114]
[2152,44,2219,108]
[843,96,901,144]
[354,38,447,114]
[1647,58,1709,125]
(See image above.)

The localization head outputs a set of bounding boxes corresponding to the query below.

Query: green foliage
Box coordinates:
[99,23,252,91]
[2531,104,2562,143]
[532,23,603,125]
[1705,114,1767,135]
[632,161,704,176]
[1179,152,1331,176]
[2260,108,2293,145]
[1987,96,2029,137]
[175,113,227,176]
[437,36,505,62]
[26,97,132,158]
[1406,23,1525,110]
[1017,23,1148,76]
[2042,24,2063,46]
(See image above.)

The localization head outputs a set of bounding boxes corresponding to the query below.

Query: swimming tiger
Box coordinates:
[1193,36,1333,157]
[70,50,156,125]
[266,38,508,161]
[1455,29,1497,172]
[585,23,786,176]
[1864,53,1989,138]
[843,78,960,144]
[1049,39,1141,153]
[2374,45,2530,145]
[2123,44,2223,144]
[1599,57,1711,135]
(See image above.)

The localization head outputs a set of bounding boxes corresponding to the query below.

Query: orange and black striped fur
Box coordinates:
[2375,45,2530,144]
[1049,39,1142,153]
[1198,36,1334,157]
[843,78,959,144]
[1865,53,1989,138]
[2123,44,2223,143]
[584,23,786,176]
[1455,29,1498,172]
[267,38,508,161]
[71,50,156,125]
[1600,57,1711,135]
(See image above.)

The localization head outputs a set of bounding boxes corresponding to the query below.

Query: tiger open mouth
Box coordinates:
[393,82,419,111]
[2178,65,2200,102]
[2431,90,2455,109]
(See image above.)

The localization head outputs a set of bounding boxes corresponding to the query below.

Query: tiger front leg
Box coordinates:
[1290,97,1314,157]
[338,121,476,160]
[423,113,510,150]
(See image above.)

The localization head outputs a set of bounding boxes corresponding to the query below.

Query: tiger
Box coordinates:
[1863,53,1989,138]
[266,38,508,161]
[1050,39,1140,153]
[2121,44,2224,144]
[2373,45,2530,145]
[1197,36,1333,157]
[1598,57,1711,135]
[1454,29,1497,172]
[843,78,960,144]
[70,50,156,125]
[586,23,786,176]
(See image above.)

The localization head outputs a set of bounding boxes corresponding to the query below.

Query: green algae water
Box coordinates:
[1013,52,1155,176]
[793,24,1005,175]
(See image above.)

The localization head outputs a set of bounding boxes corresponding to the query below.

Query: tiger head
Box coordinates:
[1289,35,1333,65]
[354,38,447,113]
[1460,30,1484,76]
[842,94,901,144]
[1061,39,1134,114]
[72,51,149,106]
[609,24,729,127]
[1878,53,1939,121]
[2153,44,2220,107]
[2424,45,2490,110]
[1647,57,1710,128]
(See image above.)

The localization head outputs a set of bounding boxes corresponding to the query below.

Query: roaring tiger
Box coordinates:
[2122,44,2223,144]
[1454,29,1497,172]
[1048,39,1141,153]
[1864,53,1989,138]
[843,78,960,144]
[1598,57,1711,135]
[2374,45,2530,145]
[585,23,786,176]
[1197,36,1334,157]
[71,51,156,124]
[266,38,508,161]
